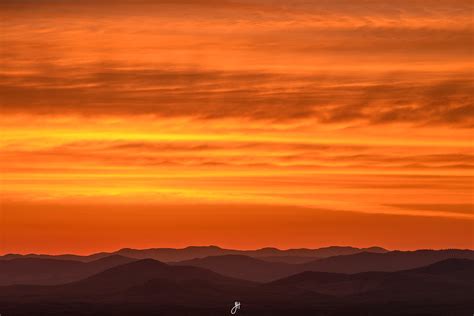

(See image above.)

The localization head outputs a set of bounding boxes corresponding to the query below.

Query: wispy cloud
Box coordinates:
[1,68,472,126]
[1,0,472,252]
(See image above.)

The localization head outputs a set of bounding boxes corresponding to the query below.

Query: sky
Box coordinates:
[0,0,473,254]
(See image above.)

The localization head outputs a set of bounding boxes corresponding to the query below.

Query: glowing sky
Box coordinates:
[0,0,473,254]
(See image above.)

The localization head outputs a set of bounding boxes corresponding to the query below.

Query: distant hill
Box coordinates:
[0,252,112,262]
[175,255,300,282]
[0,255,135,286]
[301,249,474,273]
[173,249,474,282]
[268,258,474,302]
[257,255,317,264]
[352,258,474,303]
[0,245,388,263]
[0,258,324,307]
[402,257,474,281]
[114,245,388,262]
[59,259,253,296]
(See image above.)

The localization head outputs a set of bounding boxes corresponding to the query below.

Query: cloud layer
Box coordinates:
[1,0,472,252]
[1,0,473,126]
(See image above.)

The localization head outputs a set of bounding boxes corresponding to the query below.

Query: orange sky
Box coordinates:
[0,0,473,254]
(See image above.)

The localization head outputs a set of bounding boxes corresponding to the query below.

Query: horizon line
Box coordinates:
[2,245,474,257]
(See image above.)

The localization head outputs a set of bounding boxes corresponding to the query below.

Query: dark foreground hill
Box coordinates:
[0,258,472,315]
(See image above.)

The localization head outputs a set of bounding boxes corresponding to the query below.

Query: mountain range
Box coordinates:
[0,255,135,286]
[2,247,473,285]
[173,249,474,282]
[0,256,472,315]
[1,247,473,315]
[0,245,388,263]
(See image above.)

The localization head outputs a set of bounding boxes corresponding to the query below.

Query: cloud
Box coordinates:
[0,68,472,127]
[1,0,472,253]
[2,137,472,171]
[1,0,472,127]
[386,204,474,215]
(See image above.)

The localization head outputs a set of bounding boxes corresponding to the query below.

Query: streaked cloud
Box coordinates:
[1,68,472,126]
[0,0,472,252]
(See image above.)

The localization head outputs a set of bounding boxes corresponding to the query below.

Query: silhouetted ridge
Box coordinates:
[0,255,136,286]
[1,256,474,315]
[403,258,474,281]
[301,249,474,273]
[70,258,250,295]
[176,255,298,282]
[267,258,474,298]
[408,258,474,273]
[270,270,349,285]
[1,245,390,264]
[91,254,132,263]
[182,254,266,264]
